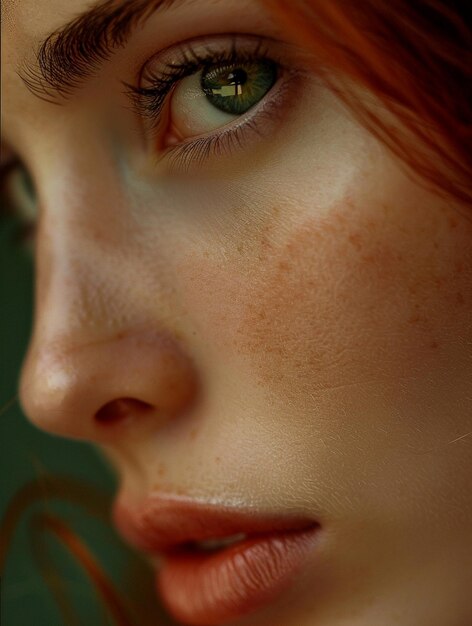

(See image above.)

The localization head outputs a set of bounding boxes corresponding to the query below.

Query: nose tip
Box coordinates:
[19,329,199,441]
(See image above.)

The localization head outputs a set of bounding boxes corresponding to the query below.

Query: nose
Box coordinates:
[20,327,199,441]
[19,164,199,442]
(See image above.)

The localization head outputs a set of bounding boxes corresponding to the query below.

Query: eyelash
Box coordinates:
[124,38,296,168]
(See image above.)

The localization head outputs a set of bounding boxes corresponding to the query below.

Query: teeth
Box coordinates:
[194,533,247,551]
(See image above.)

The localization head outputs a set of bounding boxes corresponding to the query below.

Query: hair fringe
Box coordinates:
[263,0,472,209]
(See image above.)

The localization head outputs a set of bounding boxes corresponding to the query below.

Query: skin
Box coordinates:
[2,1,472,625]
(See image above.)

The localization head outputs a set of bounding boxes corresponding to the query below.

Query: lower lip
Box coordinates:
[156,526,319,626]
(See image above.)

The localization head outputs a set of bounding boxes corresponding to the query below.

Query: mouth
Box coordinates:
[112,493,320,626]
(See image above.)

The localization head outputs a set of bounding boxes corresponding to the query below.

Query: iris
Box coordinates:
[201,59,278,116]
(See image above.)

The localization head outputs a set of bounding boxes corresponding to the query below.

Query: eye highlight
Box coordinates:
[126,35,304,168]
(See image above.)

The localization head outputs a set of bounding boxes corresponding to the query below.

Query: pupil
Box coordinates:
[226,69,247,86]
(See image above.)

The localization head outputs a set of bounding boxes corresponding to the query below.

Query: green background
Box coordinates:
[0,217,175,625]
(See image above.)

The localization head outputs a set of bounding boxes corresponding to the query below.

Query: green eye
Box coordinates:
[201,59,278,116]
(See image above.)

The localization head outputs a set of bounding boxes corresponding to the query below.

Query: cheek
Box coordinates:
[176,194,472,410]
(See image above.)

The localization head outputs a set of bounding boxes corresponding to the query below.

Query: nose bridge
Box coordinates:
[35,209,133,342]
[20,154,200,441]
[33,151,139,338]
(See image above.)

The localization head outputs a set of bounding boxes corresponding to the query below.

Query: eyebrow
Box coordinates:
[19,0,190,103]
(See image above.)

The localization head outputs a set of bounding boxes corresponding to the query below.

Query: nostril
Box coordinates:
[94,398,153,425]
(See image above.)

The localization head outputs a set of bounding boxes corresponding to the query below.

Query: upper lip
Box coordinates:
[112,492,318,554]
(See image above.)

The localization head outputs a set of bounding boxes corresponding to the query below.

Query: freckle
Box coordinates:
[237,243,244,253]
[433,241,439,249]
[408,314,421,324]
[348,233,363,251]
[215,456,221,464]
[456,291,465,305]
[434,276,443,288]
[430,341,438,349]
[455,261,464,274]
[448,217,458,229]
[157,463,167,477]
[190,428,198,441]
[278,260,290,271]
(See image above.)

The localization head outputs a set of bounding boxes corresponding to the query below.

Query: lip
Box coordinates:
[113,493,320,625]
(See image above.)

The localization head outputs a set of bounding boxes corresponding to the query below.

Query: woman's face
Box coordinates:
[3,1,472,624]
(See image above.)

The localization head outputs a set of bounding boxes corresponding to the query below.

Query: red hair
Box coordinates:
[264,0,472,208]
[0,477,136,626]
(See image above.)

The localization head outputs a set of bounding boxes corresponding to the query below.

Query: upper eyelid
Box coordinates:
[138,33,272,82]
[122,34,288,124]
